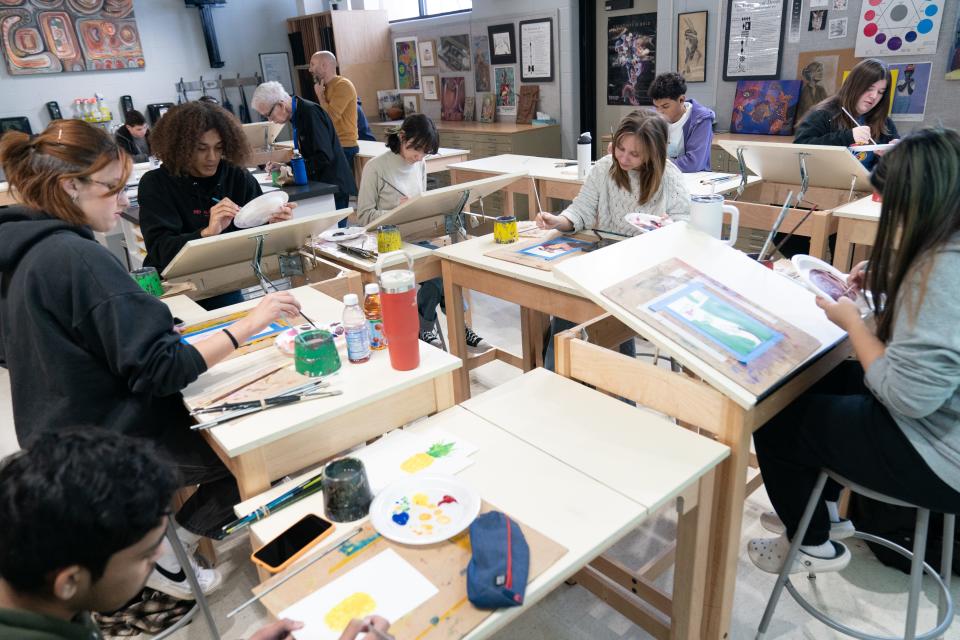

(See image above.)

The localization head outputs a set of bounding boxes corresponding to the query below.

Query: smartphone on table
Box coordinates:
[251,514,334,574]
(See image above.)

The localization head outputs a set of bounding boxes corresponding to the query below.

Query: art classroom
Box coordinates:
[1,0,959,638]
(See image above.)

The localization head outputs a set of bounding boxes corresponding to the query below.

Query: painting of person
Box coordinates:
[797,61,829,121]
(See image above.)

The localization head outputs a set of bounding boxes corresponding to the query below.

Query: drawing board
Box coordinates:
[361,172,527,231]
[484,231,597,271]
[162,208,349,279]
[715,139,872,192]
[242,121,285,150]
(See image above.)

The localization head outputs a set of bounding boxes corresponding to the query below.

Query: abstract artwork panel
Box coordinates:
[730,80,801,136]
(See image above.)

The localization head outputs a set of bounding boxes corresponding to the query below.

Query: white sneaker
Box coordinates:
[146,554,223,600]
[748,536,851,574]
[760,510,856,540]
[419,329,443,349]
[464,326,490,352]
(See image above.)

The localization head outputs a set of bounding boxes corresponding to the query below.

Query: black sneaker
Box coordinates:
[419,329,443,349]
[464,326,490,352]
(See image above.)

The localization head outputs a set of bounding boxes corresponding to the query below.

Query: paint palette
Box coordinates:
[370,475,481,545]
[624,212,674,234]
[792,255,856,302]
[233,190,289,228]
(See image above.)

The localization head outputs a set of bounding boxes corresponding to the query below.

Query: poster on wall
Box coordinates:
[795,48,859,121]
[723,0,786,80]
[788,0,802,43]
[0,0,144,74]
[494,65,516,116]
[855,0,944,57]
[393,37,421,92]
[441,76,466,121]
[678,11,707,82]
[948,12,960,80]
[607,12,657,106]
[887,61,931,121]
[519,17,554,82]
[473,35,491,92]
[439,35,471,72]
[730,80,801,136]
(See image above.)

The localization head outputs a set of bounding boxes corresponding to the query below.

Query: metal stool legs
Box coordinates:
[152,520,221,640]
[433,316,447,351]
[756,471,956,640]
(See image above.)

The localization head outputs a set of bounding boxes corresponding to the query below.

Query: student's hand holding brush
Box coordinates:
[846,260,869,293]
[536,210,573,232]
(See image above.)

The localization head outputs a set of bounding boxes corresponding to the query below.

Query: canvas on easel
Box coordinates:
[602,257,820,397]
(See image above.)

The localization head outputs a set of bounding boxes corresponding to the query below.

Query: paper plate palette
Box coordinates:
[791,255,858,302]
[233,191,289,229]
[624,212,673,234]
[370,475,481,546]
[319,226,366,243]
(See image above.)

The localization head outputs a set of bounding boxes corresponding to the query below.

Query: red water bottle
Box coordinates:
[375,251,420,371]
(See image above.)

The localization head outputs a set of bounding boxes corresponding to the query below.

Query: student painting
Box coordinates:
[794,58,899,170]
[536,109,692,368]
[137,101,295,272]
[0,119,303,597]
[748,128,960,575]
[114,109,151,163]
[0,429,394,640]
[647,72,715,173]
[356,114,488,351]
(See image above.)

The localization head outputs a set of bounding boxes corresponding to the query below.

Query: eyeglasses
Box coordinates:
[265,101,282,120]
[85,178,122,192]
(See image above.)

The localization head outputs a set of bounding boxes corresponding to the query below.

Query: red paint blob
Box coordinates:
[438,495,458,506]
[864,22,878,36]
[864,10,876,20]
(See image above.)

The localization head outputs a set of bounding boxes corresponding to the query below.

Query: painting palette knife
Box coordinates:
[280,548,438,640]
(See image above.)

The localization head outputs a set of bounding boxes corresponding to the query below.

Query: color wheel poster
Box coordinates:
[855,0,944,57]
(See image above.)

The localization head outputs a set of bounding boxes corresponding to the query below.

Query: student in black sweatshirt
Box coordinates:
[138,101,296,272]
[114,109,151,163]
[0,120,303,596]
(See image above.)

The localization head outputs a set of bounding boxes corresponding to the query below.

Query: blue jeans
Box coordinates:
[338,145,359,228]
[543,316,636,372]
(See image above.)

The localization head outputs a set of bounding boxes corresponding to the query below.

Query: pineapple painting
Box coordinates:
[400,441,456,473]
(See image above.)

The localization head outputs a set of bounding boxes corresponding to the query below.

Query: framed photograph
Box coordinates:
[418,39,436,67]
[393,37,421,92]
[402,94,420,115]
[723,0,787,80]
[519,18,553,82]
[487,23,517,65]
[422,75,439,100]
[677,11,707,83]
[259,52,294,95]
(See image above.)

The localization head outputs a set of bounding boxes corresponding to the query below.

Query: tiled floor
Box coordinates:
[1,291,957,639]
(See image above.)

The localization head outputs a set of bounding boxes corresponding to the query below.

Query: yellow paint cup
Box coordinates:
[493,215,518,244]
[376,225,402,253]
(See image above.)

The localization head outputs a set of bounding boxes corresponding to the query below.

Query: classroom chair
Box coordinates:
[756,469,956,640]
[153,519,222,640]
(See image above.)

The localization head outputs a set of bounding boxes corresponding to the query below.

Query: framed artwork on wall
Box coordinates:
[519,17,554,82]
[394,37,421,92]
[677,11,707,83]
[418,39,436,67]
[402,94,420,115]
[487,23,517,65]
[422,75,439,100]
[259,52,294,94]
[723,0,787,80]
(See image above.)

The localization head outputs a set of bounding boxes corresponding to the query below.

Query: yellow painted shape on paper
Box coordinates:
[401,453,434,473]
[324,592,377,632]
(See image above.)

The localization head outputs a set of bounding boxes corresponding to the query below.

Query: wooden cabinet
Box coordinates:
[286,10,393,120]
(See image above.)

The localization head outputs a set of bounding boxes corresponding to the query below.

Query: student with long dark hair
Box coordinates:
[0,119,302,598]
[748,128,960,574]
[794,58,899,170]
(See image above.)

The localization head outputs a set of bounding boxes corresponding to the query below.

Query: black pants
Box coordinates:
[158,426,241,539]
[754,360,960,545]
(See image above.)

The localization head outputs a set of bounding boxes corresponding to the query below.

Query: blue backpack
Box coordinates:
[466,511,530,609]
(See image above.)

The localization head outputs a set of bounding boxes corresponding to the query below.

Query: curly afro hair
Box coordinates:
[648,73,687,101]
[149,101,250,176]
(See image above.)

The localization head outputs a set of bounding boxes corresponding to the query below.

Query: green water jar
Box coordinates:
[294,330,342,377]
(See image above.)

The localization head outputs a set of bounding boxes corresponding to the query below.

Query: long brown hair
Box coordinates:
[0,120,131,226]
[609,110,668,206]
[149,101,250,176]
[806,58,892,141]
[867,128,960,341]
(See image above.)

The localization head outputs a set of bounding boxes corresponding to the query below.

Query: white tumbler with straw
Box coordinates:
[577,132,592,180]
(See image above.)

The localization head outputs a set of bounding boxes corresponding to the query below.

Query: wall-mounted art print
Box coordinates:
[438,34,470,72]
[888,61,931,121]
[678,11,707,82]
[948,11,960,80]
[494,65,516,116]
[723,0,786,80]
[473,35,491,92]
[441,76,465,121]
[394,37,421,92]
[487,23,516,65]
[0,0,144,74]
[417,39,435,67]
[607,12,657,106]
[855,0,944,57]
[519,17,553,82]
[422,75,439,100]
[730,80,801,136]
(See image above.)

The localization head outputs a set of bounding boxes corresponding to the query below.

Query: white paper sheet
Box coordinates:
[353,428,479,494]
[281,549,438,639]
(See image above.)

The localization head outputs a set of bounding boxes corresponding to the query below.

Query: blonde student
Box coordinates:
[537,109,691,368]
[749,128,960,575]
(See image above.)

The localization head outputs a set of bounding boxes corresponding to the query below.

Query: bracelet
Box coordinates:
[222,328,240,349]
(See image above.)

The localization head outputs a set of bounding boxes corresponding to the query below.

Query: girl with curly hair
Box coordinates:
[138,101,295,271]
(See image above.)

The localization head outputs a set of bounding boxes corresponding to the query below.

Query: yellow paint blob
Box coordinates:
[324,592,377,632]
[437,515,451,525]
[419,512,432,521]
[412,493,430,506]
[400,453,434,473]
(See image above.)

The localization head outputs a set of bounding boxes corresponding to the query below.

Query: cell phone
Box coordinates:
[46,101,62,120]
[251,514,334,573]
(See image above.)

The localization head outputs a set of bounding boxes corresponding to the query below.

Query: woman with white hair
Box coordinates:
[252,81,356,213]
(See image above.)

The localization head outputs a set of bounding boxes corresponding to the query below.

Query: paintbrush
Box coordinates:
[381,178,407,198]
[226,528,364,618]
[190,391,342,429]
[841,106,878,146]
[767,207,816,259]
[365,627,393,640]
[462,210,500,223]
[530,176,545,214]
[700,175,737,185]
[220,470,326,536]
[757,190,794,262]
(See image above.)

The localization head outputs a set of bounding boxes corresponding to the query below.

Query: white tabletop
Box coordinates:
[181,286,461,456]
[461,368,729,513]
[160,294,206,323]
[434,232,583,296]
[832,195,881,222]
[356,139,468,160]
[553,222,847,408]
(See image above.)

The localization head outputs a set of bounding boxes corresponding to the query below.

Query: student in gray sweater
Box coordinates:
[748,128,960,576]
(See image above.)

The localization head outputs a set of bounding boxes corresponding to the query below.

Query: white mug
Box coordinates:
[689,194,739,246]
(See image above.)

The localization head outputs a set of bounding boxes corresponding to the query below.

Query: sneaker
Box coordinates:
[760,510,856,540]
[419,329,443,349]
[464,326,490,352]
[748,536,851,574]
[145,555,223,600]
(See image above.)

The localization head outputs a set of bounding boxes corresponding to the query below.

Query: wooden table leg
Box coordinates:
[232,450,270,501]
[703,402,751,640]
[672,468,716,640]
[833,219,855,271]
[519,307,547,371]
[441,260,471,403]
[433,371,456,412]
[808,210,832,262]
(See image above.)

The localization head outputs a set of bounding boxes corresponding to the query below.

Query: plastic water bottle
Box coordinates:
[577,132,592,180]
[363,283,388,351]
[342,293,370,363]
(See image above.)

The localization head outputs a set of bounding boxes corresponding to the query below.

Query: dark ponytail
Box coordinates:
[386,113,439,155]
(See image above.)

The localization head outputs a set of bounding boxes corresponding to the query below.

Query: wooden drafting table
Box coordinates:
[552,222,851,639]
[832,195,881,272]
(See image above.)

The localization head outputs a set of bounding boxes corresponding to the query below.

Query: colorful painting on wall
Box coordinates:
[607,12,657,106]
[854,0,944,57]
[730,80,802,136]
[947,11,960,80]
[393,37,420,92]
[473,35,491,92]
[440,76,465,121]
[0,0,144,75]
[888,61,931,121]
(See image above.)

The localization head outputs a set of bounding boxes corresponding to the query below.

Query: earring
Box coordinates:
[71,193,79,204]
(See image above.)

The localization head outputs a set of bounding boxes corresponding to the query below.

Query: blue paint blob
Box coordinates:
[430,616,440,625]
[392,511,410,526]
[924,4,938,17]
[917,19,933,34]
[339,533,381,556]
[905,31,917,42]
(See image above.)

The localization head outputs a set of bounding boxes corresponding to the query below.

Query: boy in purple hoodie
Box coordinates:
[648,73,715,173]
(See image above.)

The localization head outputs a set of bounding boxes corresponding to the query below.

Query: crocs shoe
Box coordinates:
[760,511,856,540]
[748,536,851,574]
